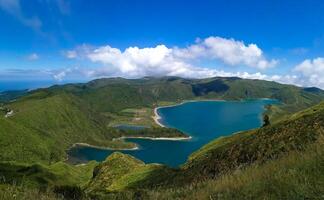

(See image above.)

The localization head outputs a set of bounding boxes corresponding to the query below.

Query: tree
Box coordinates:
[263,114,270,127]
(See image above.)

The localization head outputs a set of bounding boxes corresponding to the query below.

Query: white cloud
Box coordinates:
[27,53,39,61]
[0,0,42,30]
[294,57,324,89]
[69,37,277,73]
[174,36,278,69]
[70,36,276,79]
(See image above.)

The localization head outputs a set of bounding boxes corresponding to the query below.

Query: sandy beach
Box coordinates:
[152,107,166,127]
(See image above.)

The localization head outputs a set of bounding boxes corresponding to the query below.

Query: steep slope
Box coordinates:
[0,161,97,188]
[181,100,324,181]
[0,92,133,163]
[86,152,176,196]
[148,136,324,200]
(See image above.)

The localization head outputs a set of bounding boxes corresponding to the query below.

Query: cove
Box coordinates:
[68,99,278,167]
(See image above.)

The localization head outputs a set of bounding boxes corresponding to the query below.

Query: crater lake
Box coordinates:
[68,99,278,167]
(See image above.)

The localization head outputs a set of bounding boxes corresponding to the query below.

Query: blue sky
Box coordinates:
[0,0,324,88]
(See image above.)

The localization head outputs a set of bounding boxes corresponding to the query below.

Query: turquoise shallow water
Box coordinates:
[68,99,278,167]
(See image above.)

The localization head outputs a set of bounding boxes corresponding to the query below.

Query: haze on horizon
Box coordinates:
[0,0,323,89]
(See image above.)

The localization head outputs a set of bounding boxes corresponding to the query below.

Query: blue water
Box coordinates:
[68,99,278,167]
[0,80,86,92]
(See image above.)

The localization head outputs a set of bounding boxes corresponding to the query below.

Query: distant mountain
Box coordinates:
[27,76,324,115]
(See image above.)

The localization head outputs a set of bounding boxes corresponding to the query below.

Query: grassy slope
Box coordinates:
[181,100,324,181]
[0,161,97,188]
[86,152,177,196]
[0,184,62,200]
[0,92,134,163]
[85,101,324,199]
[0,161,98,200]
[148,136,324,200]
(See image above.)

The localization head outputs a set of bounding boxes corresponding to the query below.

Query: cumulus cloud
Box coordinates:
[294,57,324,89]
[174,37,278,69]
[0,0,42,30]
[87,44,194,77]
[64,36,277,79]
[27,53,39,61]
[86,37,277,71]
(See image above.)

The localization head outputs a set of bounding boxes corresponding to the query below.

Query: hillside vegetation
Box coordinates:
[0,93,135,163]
[148,136,324,200]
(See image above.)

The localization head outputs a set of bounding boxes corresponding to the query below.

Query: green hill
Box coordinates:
[181,100,324,182]
[0,93,134,163]
[148,136,324,200]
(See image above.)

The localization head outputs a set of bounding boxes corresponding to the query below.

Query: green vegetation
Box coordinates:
[108,107,156,127]
[43,77,324,122]
[86,152,176,197]
[0,93,136,163]
[0,161,97,200]
[114,127,188,138]
[0,161,97,188]
[1,77,324,199]
[147,136,324,200]
[181,100,324,182]
[262,114,270,126]
[0,184,62,200]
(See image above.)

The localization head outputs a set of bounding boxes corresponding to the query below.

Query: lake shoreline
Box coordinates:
[152,98,276,127]
[153,107,166,127]
[71,142,140,151]
[152,99,226,128]
[69,99,277,166]
[115,135,192,141]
